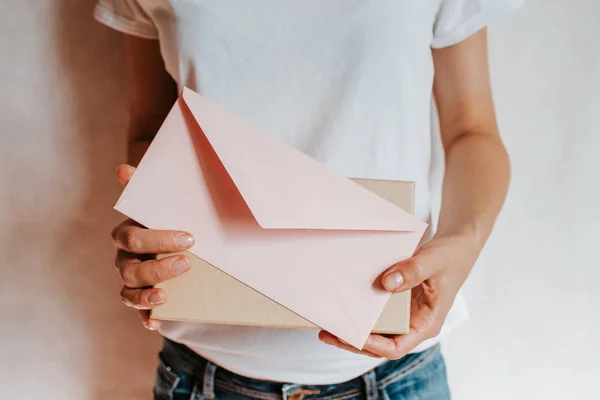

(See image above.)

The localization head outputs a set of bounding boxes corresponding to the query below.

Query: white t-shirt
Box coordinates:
[95,0,521,384]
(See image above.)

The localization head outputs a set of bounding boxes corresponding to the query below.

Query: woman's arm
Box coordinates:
[433,28,510,247]
[320,29,510,357]
[380,28,510,295]
[124,36,178,165]
[111,37,193,331]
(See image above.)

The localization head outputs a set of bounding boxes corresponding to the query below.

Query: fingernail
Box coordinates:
[147,319,160,331]
[383,271,404,291]
[148,292,165,305]
[174,234,194,248]
[170,257,190,274]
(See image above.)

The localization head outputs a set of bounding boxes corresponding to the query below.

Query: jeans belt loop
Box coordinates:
[362,369,379,400]
[201,360,218,399]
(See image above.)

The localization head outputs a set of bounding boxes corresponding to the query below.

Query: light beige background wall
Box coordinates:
[1,1,597,399]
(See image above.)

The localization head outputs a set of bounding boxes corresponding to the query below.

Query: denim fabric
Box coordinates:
[154,339,450,400]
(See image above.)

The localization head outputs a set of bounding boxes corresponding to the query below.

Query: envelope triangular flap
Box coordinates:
[180,88,418,232]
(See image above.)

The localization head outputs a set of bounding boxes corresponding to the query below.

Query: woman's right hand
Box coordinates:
[111,164,195,330]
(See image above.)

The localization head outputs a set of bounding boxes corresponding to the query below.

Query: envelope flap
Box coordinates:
[181,88,419,232]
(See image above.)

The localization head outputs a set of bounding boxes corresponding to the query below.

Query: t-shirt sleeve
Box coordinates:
[431,0,524,48]
[94,0,158,39]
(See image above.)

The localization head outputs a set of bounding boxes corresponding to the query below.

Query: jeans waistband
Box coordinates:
[160,338,440,400]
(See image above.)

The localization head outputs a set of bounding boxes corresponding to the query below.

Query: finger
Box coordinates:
[361,310,440,359]
[381,251,439,292]
[121,287,167,310]
[361,326,437,360]
[118,251,190,288]
[139,310,161,331]
[318,331,381,358]
[116,164,136,187]
[111,220,195,254]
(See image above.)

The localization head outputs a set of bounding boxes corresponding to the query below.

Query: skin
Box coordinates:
[112,29,510,357]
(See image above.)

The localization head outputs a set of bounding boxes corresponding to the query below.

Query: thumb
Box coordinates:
[381,250,438,293]
[116,164,136,187]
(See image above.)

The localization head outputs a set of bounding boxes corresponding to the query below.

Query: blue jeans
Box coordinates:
[154,339,450,400]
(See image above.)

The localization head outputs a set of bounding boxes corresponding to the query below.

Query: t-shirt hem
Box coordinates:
[431,0,524,48]
[93,4,159,40]
[179,341,388,385]
[160,307,468,385]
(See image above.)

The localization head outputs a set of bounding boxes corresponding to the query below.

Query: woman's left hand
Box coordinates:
[319,232,481,359]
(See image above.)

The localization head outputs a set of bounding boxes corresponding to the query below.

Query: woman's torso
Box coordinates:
[96,0,470,384]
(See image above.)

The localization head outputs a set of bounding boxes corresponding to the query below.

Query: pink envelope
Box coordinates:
[115,88,428,349]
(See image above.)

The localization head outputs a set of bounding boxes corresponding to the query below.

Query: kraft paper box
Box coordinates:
[152,178,416,335]
[115,88,427,348]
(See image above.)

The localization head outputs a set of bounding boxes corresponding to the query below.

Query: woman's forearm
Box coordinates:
[436,130,511,249]
[127,138,152,167]
[124,36,179,167]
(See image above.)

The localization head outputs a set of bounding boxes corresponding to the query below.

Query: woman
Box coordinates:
[98,1,521,398]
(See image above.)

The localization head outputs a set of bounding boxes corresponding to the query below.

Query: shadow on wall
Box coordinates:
[53,1,161,399]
